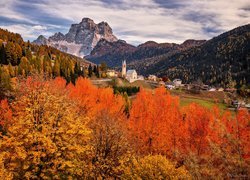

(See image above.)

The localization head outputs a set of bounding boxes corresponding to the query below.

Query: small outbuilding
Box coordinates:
[173,79,182,87]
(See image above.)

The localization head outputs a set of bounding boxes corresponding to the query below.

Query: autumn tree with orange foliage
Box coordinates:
[68,77,125,117]
[184,106,250,178]
[231,109,250,160]
[129,87,183,156]
[68,77,129,178]
[129,87,249,178]
[0,99,12,134]
[181,103,212,156]
[212,108,249,177]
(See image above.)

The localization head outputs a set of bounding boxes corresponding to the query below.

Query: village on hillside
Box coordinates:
[33,53,249,111]
[90,60,250,111]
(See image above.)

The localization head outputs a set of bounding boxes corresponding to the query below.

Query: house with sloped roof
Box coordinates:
[126,69,137,83]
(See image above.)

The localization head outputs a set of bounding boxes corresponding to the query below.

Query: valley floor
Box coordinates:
[91,77,243,112]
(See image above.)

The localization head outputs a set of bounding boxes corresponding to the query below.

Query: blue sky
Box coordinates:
[0,0,249,45]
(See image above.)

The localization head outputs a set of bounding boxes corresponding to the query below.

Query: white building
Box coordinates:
[126,70,137,83]
[173,79,182,87]
[208,88,216,92]
[121,60,142,83]
[137,75,144,81]
[148,75,157,81]
[121,60,126,77]
[166,84,175,90]
[107,70,117,77]
[218,88,224,92]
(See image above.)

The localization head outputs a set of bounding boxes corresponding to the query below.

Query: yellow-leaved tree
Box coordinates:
[121,155,191,179]
[0,76,91,179]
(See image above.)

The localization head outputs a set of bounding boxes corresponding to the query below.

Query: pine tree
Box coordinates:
[53,59,60,77]
[15,43,22,65]
[88,64,93,77]
[8,63,15,77]
[43,55,52,76]
[93,65,97,75]
[100,62,107,72]
[96,65,100,78]
[5,42,13,65]
[34,56,42,73]
[0,44,7,64]
[0,67,11,92]
[4,42,22,66]
[18,57,30,76]
[26,49,32,61]
[74,62,81,77]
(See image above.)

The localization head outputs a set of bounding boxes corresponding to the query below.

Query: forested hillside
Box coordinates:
[0,28,92,97]
[86,39,205,67]
[129,24,250,88]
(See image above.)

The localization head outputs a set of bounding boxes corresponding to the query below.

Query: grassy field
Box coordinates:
[179,96,227,110]
[115,78,155,89]
[91,78,230,111]
[169,89,230,112]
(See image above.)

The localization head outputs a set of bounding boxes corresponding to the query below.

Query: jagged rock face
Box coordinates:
[49,32,65,41]
[33,35,48,45]
[33,18,118,57]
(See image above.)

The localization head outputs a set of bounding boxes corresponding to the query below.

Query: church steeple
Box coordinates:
[122,60,126,78]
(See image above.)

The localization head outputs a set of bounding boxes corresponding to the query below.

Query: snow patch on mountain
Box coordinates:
[33,18,118,57]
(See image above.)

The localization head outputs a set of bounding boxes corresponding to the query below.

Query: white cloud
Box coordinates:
[30,0,208,43]
[0,0,249,44]
[0,24,53,39]
[33,25,47,30]
[0,0,38,24]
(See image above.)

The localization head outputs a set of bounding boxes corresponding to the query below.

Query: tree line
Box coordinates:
[113,86,140,96]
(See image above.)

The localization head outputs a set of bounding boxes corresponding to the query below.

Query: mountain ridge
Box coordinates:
[33,18,118,57]
[86,38,206,67]
[128,24,250,87]
[33,18,249,87]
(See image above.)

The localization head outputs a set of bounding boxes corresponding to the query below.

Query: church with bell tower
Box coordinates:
[121,60,140,82]
[122,60,126,77]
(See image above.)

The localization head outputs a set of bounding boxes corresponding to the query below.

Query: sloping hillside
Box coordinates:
[129,24,250,87]
[0,28,92,87]
[86,39,205,67]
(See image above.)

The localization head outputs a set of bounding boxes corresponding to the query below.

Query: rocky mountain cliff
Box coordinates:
[33,18,118,57]
[86,39,205,67]
[33,35,48,45]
